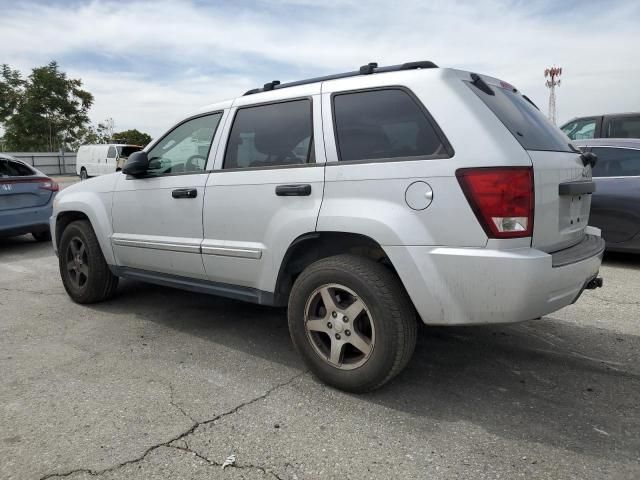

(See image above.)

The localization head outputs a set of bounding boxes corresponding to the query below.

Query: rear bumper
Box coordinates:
[385,234,604,325]
[0,204,52,238]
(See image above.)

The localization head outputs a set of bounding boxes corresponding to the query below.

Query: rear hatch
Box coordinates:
[465,74,591,252]
[0,160,54,210]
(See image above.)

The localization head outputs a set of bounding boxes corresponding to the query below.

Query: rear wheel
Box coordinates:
[288,254,417,393]
[58,220,118,303]
[32,230,51,242]
[79,168,88,180]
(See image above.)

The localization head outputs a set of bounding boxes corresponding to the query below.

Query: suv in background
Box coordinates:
[51,61,604,392]
[561,112,640,140]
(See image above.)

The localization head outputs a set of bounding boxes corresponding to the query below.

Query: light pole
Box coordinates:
[544,66,562,125]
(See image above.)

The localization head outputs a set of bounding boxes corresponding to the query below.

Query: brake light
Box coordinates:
[39,178,59,192]
[456,167,534,239]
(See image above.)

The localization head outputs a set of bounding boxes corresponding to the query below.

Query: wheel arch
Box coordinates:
[273,231,403,306]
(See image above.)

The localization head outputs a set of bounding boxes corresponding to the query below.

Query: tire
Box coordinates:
[79,168,88,180]
[32,230,51,242]
[58,219,119,304]
[288,254,417,393]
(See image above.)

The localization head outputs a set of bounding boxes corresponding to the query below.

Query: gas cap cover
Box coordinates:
[405,181,433,210]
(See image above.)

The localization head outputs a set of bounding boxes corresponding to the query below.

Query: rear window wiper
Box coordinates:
[470,73,494,96]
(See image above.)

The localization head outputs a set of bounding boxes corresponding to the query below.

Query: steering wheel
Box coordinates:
[185,155,207,172]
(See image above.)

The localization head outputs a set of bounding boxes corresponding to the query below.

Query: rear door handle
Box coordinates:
[172,188,198,199]
[275,184,312,196]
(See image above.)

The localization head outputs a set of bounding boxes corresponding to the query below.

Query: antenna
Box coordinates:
[544,66,562,125]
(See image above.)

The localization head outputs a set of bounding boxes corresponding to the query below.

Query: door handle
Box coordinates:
[275,184,312,196]
[172,188,198,199]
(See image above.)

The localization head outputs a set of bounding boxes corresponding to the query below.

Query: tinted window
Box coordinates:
[606,116,640,139]
[0,159,34,177]
[107,146,117,158]
[591,147,640,177]
[467,82,572,152]
[333,89,446,162]
[561,118,597,140]
[147,113,222,175]
[224,100,313,169]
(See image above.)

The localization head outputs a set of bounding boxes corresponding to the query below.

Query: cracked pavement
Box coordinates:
[1,233,639,479]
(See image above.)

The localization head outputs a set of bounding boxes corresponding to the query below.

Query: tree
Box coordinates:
[112,129,152,147]
[0,61,94,151]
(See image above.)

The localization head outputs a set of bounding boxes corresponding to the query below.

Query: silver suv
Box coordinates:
[51,61,604,392]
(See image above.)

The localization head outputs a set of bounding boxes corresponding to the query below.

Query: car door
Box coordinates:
[111,112,225,279]
[201,86,325,297]
[589,146,640,244]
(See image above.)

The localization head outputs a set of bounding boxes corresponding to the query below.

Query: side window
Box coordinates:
[107,146,117,158]
[332,89,446,162]
[1,160,35,176]
[592,147,640,177]
[606,116,640,138]
[223,99,313,169]
[147,113,222,175]
[561,118,596,140]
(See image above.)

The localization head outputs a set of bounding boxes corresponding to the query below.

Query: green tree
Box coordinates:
[0,61,94,151]
[112,129,152,147]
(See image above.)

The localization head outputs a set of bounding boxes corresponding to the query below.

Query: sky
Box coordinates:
[1,0,639,138]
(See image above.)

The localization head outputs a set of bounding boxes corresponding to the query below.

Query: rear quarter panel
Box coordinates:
[318,68,532,248]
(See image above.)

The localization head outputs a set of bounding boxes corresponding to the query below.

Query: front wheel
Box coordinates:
[288,254,417,393]
[79,168,88,180]
[58,220,118,303]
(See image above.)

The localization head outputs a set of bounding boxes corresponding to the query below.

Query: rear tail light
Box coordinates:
[456,167,534,239]
[39,178,59,192]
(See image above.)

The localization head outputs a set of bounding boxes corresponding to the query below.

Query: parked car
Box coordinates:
[560,112,640,140]
[51,61,604,392]
[573,138,640,253]
[0,154,59,241]
[76,144,143,180]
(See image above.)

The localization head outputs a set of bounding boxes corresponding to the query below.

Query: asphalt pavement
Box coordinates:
[1,198,639,479]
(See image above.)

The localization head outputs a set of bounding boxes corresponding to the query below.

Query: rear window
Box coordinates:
[0,159,35,177]
[605,116,640,138]
[467,81,573,152]
[118,146,142,157]
[591,147,640,177]
[332,89,449,162]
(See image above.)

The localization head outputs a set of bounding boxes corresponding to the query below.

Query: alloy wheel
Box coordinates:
[304,283,375,370]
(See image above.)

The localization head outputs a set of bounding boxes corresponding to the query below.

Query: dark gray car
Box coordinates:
[0,154,59,241]
[574,139,640,253]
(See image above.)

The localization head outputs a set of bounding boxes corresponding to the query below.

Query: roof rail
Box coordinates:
[243,60,438,96]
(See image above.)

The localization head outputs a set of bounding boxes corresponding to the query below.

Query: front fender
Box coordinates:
[52,189,116,265]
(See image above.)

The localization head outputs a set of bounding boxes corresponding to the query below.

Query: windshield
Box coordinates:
[466,80,573,153]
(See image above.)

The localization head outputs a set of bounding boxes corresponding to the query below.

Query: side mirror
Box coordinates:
[122,151,149,176]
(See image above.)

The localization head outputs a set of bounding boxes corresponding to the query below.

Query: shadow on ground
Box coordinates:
[84,278,640,465]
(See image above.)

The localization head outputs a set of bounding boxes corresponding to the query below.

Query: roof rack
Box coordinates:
[243,60,438,96]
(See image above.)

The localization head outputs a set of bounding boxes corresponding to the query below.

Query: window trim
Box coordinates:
[589,146,640,179]
[129,111,224,179]
[329,86,454,165]
[219,96,315,172]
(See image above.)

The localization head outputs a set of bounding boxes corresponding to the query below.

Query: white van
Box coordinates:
[76,144,143,180]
